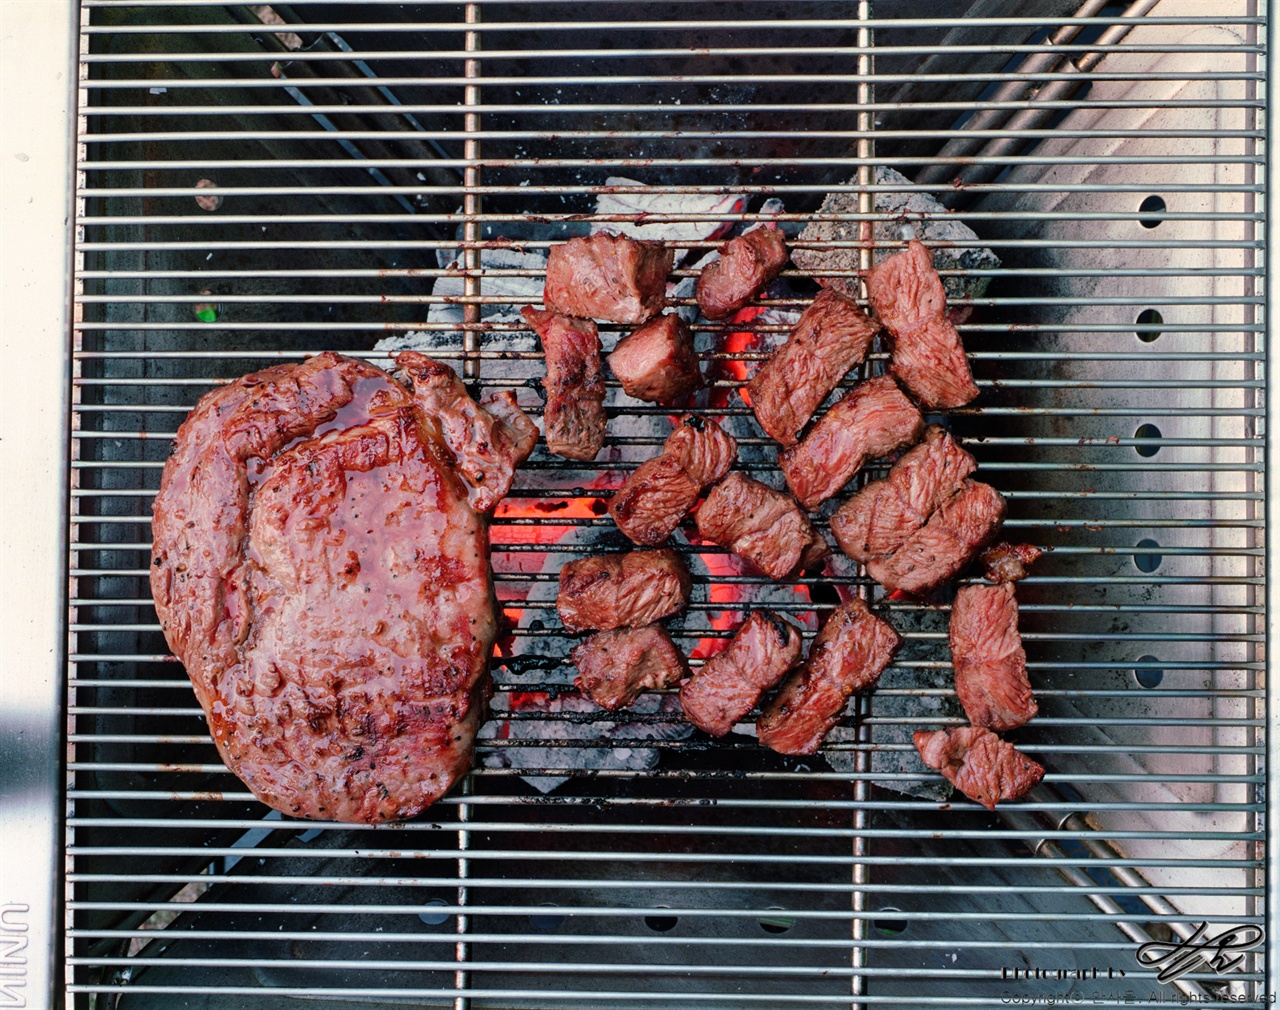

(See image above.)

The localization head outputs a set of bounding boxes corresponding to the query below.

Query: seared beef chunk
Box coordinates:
[913,727,1044,810]
[696,472,829,580]
[830,426,977,564]
[696,227,789,320]
[607,313,703,403]
[680,611,802,737]
[609,417,737,546]
[747,288,881,446]
[544,232,673,323]
[395,352,537,513]
[866,240,978,409]
[523,306,606,461]
[757,598,900,755]
[951,583,1037,731]
[779,375,924,512]
[573,625,689,712]
[556,549,692,633]
[151,353,496,823]
[981,541,1043,583]
[866,479,1006,596]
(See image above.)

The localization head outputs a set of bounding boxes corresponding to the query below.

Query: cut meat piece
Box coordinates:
[394,351,536,513]
[830,426,977,564]
[695,472,829,580]
[607,313,703,403]
[608,416,737,546]
[573,625,689,712]
[151,353,496,823]
[680,611,802,737]
[913,727,1044,810]
[866,479,1006,596]
[866,239,979,409]
[544,232,673,323]
[981,541,1044,583]
[951,583,1036,731]
[522,306,606,461]
[757,598,900,755]
[779,374,924,512]
[695,227,789,320]
[556,549,692,633]
[747,288,881,446]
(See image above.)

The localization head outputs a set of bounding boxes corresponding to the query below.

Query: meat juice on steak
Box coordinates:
[950,582,1037,732]
[778,374,924,512]
[556,548,692,633]
[680,611,802,737]
[544,232,673,324]
[695,226,789,320]
[913,727,1044,810]
[607,313,704,403]
[747,288,881,446]
[151,353,510,823]
[866,239,979,410]
[695,471,830,581]
[522,306,606,461]
[757,598,900,756]
[608,416,738,546]
[830,425,977,564]
[980,541,1044,583]
[573,625,690,712]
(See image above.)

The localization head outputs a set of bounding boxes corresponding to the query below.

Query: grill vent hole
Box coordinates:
[645,911,678,932]
[874,909,909,936]
[1136,308,1163,342]
[418,899,451,926]
[1135,657,1164,689]
[530,903,564,931]
[759,908,795,934]
[1139,195,1166,228]
[1133,423,1162,457]
[1134,539,1163,573]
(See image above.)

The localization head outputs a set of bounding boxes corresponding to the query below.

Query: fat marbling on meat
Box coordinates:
[607,313,704,403]
[695,472,830,581]
[951,582,1037,732]
[573,624,690,712]
[913,726,1044,810]
[980,541,1044,583]
[556,548,692,633]
[695,226,789,320]
[522,306,606,461]
[544,232,673,324]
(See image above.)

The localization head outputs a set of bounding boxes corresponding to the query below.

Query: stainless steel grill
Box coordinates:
[35,1,1275,1007]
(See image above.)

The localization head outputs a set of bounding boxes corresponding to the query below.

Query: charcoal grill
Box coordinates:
[0,1,1273,1007]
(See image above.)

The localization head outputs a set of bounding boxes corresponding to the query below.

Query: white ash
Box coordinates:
[592,177,747,264]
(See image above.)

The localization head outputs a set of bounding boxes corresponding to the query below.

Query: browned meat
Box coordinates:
[695,472,829,580]
[394,352,536,513]
[680,611,802,737]
[757,598,900,755]
[866,480,1006,596]
[779,375,924,512]
[151,353,496,823]
[607,313,703,403]
[830,426,977,564]
[747,288,881,446]
[951,583,1036,731]
[866,240,978,410]
[608,417,737,546]
[573,625,689,712]
[556,549,692,633]
[913,727,1044,810]
[695,227,789,320]
[544,233,673,324]
[522,306,606,461]
[981,541,1044,583]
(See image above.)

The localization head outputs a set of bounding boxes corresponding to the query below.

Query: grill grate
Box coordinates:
[65,2,1266,1008]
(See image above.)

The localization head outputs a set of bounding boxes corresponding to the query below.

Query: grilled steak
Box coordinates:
[866,240,978,409]
[522,306,606,461]
[151,353,498,823]
[747,288,881,446]
[981,541,1044,583]
[573,624,689,711]
[779,375,924,512]
[394,352,537,513]
[680,611,802,737]
[544,232,673,323]
[556,548,692,633]
[607,313,703,403]
[913,727,1044,810]
[757,598,900,755]
[830,426,977,564]
[608,416,737,546]
[951,583,1037,731]
[695,472,830,580]
[695,226,789,320]
[866,479,1006,596]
